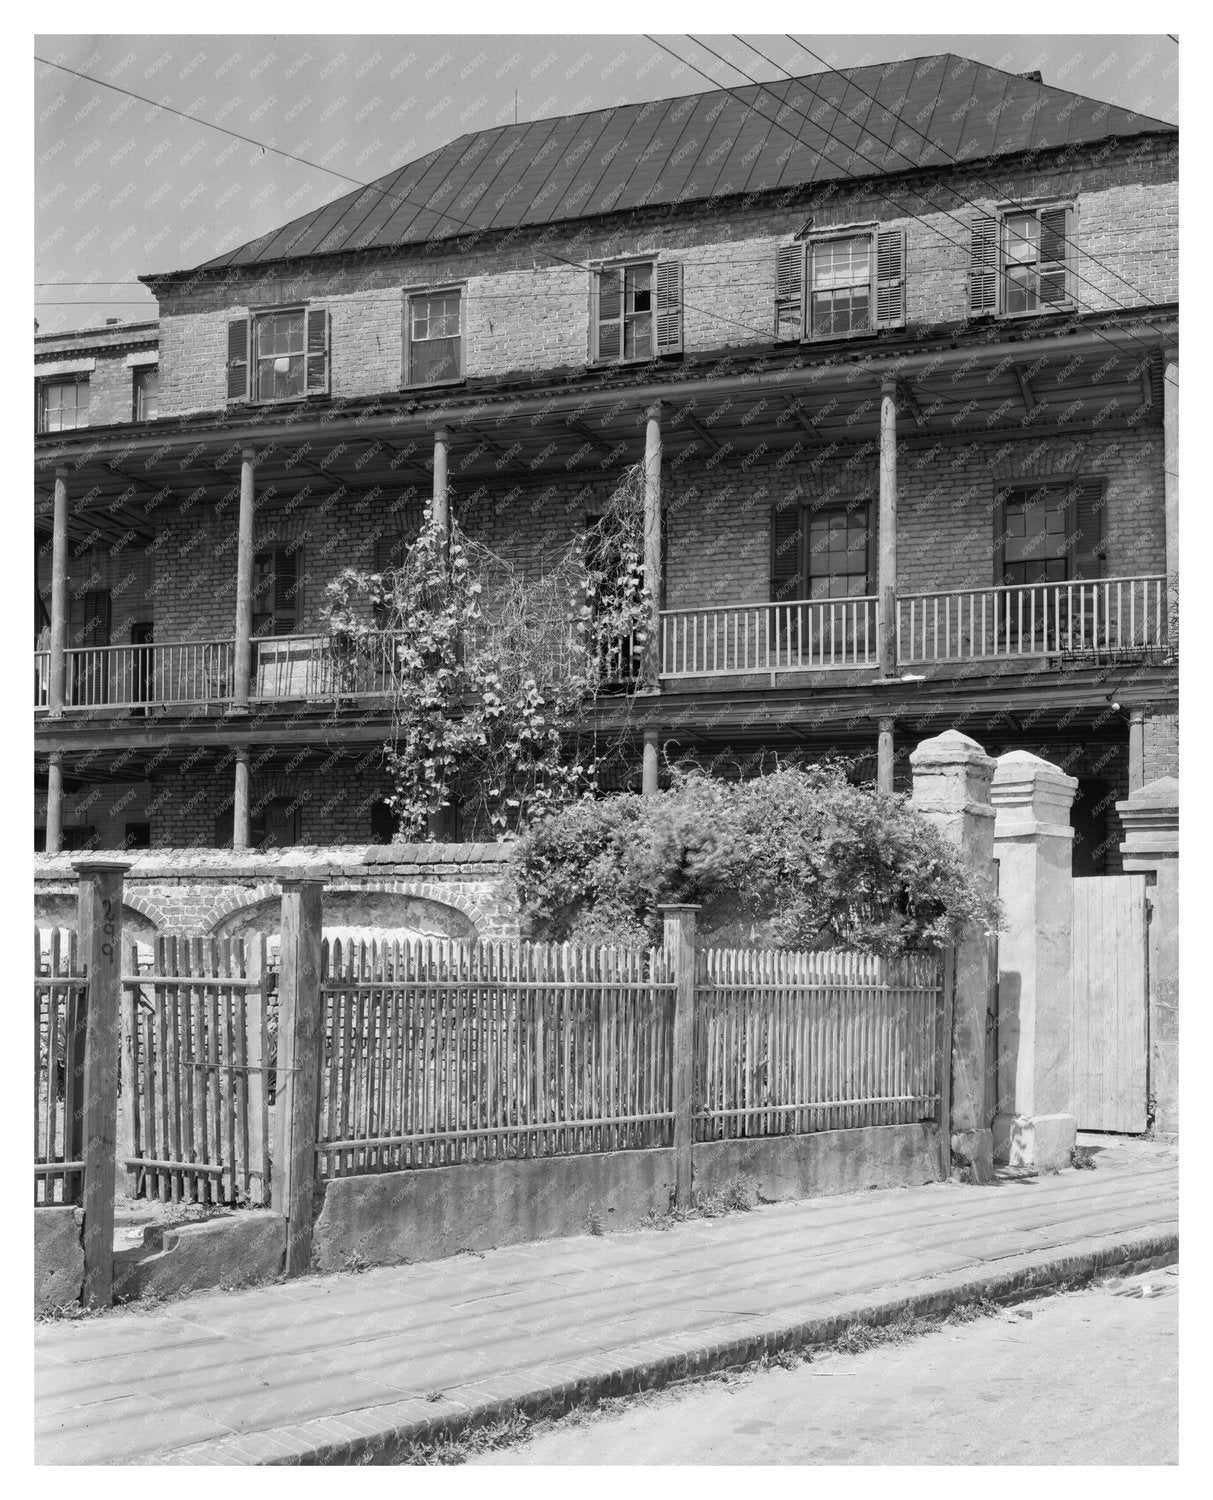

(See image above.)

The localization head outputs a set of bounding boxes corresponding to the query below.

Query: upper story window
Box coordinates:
[226,306,330,404]
[132,366,159,421]
[995,479,1104,587]
[969,205,1073,318]
[36,377,89,433]
[591,258,683,364]
[405,288,463,387]
[775,229,905,344]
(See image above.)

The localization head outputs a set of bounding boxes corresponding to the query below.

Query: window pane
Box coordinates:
[1004,213,1038,264]
[410,294,462,383]
[411,336,460,385]
[1005,264,1035,315]
[623,313,652,360]
[625,263,652,314]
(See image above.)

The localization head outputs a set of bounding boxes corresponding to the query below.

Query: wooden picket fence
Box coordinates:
[693,948,948,1140]
[315,938,677,1176]
[121,936,271,1206]
[34,928,88,1206]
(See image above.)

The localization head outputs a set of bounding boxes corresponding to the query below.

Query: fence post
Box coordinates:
[661,903,698,1208]
[74,856,132,1309]
[118,939,139,1198]
[273,878,325,1277]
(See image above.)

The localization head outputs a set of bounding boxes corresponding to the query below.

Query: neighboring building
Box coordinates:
[34,55,1178,872]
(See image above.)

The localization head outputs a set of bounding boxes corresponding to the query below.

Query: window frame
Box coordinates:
[997,202,1075,320]
[994,481,1079,588]
[771,497,875,602]
[132,364,159,422]
[402,283,466,391]
[591,256,658,366]
[248,304,310,405]
[804,229,879,344]
[36,375,90,434]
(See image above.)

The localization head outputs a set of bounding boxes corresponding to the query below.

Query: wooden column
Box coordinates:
[661,902,698,1208]
[273,878,325,1277]
[642,728,660,796]
[75,856,132,1308]
[433,424,450,560]
[1163,346,1178,636]
[1128,708,1145,793]
[45,752,64,855]
[232,446,256,712]
[642,402,663,690]
[233,746,251,850]
[877,381,898,677]
[877,716,895,793]
[49,465,69,718]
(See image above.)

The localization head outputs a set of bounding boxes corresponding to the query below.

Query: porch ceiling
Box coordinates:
[34,328,1166,548]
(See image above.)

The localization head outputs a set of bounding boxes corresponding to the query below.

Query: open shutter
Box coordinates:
[1038,207,1070,307]
[305,307,329,394]
[775,243,804,342]
[875,229,906,329]
[1072,480,1104,580]
[595,267,622,361]
[226,316,250,402]
[770,504,805,602]
[969,214,999,315]
[274,548,301,633]
[655,260,683,355]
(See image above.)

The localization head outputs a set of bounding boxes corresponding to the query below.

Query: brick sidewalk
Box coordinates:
[35,1138,1177,1465]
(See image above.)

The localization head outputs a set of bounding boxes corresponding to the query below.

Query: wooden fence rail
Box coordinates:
[693,948,946,1141]
[34,928,88,1205]
[316,937,676,1177]
[121,935,271,1206]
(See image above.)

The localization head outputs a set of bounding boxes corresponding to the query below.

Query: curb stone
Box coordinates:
[154,1227,1177,1466]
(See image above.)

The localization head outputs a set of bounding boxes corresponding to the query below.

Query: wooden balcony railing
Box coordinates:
[35,640,236,711]
[660,596,879,677]
[897,576,1170,665]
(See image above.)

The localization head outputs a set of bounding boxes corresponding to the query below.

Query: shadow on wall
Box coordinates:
[210,889,480,944]
[34,896,159,947]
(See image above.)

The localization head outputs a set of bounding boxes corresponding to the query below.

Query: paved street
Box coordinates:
[35,1136,1176,1465]
[478,1266,1178,1465]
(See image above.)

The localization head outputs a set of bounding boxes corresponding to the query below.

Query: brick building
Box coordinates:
[35,55,1178,874]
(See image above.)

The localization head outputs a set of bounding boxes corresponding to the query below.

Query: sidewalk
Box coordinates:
[35,1136,1177,1466]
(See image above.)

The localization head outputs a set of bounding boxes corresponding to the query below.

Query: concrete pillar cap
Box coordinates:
[909,729,995,767]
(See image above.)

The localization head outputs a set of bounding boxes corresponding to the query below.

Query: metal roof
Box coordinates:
[177,53,1175,274]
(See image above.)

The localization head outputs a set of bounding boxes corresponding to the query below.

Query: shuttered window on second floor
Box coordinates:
[227,306,330,404]
[591,259,683,363]
[969,205,1073,317]
[252,546,302,636]
[771,499,874,601]
[994,479,1104,587]
[775,229,906,343]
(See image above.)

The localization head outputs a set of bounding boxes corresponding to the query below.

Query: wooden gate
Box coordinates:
[1071,875,1149,1132]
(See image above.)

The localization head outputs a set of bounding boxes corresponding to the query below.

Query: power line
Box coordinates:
[644,34,1167,366]
[774,33,1174,317]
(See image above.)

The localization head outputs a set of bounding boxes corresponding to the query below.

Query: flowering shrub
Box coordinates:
[512,763,1001,955]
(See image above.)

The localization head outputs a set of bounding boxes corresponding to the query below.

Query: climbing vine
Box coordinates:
[318,466,652,840]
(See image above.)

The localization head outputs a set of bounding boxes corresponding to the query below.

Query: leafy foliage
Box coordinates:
[511,763,1001,955]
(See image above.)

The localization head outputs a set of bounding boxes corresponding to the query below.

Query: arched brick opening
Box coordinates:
[209,886,481,943]
[34,894,160,945]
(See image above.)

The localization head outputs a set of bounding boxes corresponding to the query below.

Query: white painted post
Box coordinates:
[661,903,698,1207]
[233,446,256,712]
[642,402,663,691]
[877,380,898,677]
[991,751,1079,1170]
[45,752,64,855]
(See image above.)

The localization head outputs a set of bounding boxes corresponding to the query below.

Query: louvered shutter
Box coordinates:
[655,260,683,355]
[595,267,622,361]
[875,229,906,329]
[770,504,805,602]
[274,548,300,633]
[1038,207,1070,307]
[227,317,250,401]
[775,243,804,342]
[305,307,330,394]
[1072,480,1104,579]
[969,214,999,315]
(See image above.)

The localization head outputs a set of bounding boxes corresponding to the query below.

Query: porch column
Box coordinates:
[1128,707,1145,793]
[1118,777,1179,1136]
[877,380,898,677]
[232,746,251,851]
[991,752,1079,1170]
[642,727,660,796]
[1163,346,1177,632]
[49,465,69,718]
[876,716,895,793]
[433,425,450,559]
[641,402,663,690]
[45,752,64,855]
[910,730,998,1182]
[232,446,256,713]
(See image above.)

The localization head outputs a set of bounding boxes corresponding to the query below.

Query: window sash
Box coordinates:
[1000,485,1074,586]
[407,291,463,386]
[596,261,654,363]
[253,309,307,401]
[38,379,89,433]
[133,367,159,421]
[999,207,1068,315]
[807,235,874,340]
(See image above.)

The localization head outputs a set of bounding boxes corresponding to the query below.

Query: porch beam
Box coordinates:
[642,403,663,691]
[1014,365,1037,417]
[877,379,898,678]
[48,466,69,719]
[896,381,925,429]
[232,446,256,714]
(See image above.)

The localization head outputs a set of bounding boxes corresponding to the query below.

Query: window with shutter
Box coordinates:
[237,305,331,403]
[974,205,1073,318]
[1072,479,1105,580]
[654,261,683,355]
[306,308,329,394]
[803,229,905,342]
[774,243,804,342]
[226,317,250,402]
[252,548,301,636]
[592,258,681,363]
[770,504,805,602]
[875,229,906,329]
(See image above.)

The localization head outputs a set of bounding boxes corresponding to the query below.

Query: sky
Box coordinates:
[33,31,1179,334]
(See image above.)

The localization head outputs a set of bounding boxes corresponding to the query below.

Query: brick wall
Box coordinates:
[35,323,158,429]
[1142,710,1179,784]
[153,137,1178,419]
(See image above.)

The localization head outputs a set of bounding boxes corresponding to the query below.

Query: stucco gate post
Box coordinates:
[990,751,1079,1170]
[1117,777,1179,1137]
[910,730,997,1182]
